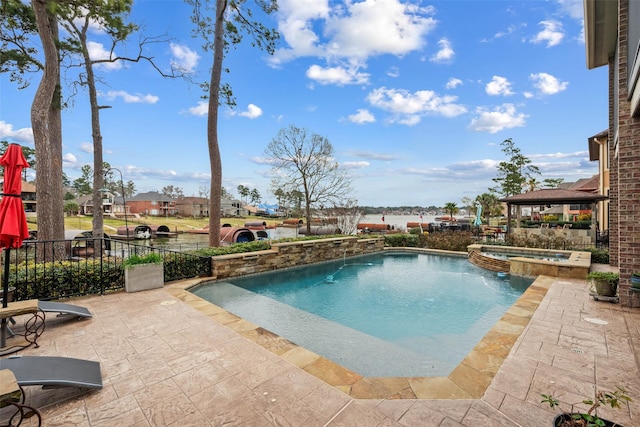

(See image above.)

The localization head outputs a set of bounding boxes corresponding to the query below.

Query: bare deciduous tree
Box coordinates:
[265,125,353,235]
[324,199,363,235]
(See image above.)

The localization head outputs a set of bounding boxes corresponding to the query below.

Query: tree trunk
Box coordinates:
[32,0,65,260]
[206,0,225,247]
[80,30,105,246]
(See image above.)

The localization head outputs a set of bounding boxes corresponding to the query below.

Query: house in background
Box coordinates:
[176,197,209,217]
[75,191,131,218]
[0,178,36,216]
[560,176,600,222]
[584,0,640,305]
[127,191,176,217]
[221,197,248,217]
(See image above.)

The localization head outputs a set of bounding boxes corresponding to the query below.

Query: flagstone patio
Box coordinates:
[2,275,639,426]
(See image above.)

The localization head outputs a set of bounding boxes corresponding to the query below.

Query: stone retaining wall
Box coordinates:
[468,249,510,272]
[211,237,384,279]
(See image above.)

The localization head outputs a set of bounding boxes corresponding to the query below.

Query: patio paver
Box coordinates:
[1,275,639,426]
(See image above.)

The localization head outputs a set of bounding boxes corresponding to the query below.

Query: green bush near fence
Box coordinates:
[190,240,271,257]
[10,259,123,301]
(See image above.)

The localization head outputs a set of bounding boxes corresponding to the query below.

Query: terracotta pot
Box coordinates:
[553,413,620,426]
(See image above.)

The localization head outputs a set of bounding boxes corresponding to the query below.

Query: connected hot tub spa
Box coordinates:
[467,244,591,279]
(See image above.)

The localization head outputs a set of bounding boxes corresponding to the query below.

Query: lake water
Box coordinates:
[135,214,463,251]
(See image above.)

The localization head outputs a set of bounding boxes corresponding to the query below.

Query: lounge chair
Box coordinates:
[0,355,102,389]
[38,301,92,319]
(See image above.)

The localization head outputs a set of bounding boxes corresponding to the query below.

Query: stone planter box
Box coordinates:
[124,263,164,293]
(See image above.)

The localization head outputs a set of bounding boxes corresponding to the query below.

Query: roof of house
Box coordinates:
[500,188,608,205]
[176,197,208,204]
[588,129,608,161]
[128,191,174,202]
[569,175,599,193]
[584,0,618,69]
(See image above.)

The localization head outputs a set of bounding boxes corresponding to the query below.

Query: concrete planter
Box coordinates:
[124,263,164,293]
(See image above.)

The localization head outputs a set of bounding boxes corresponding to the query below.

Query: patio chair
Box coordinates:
[0,355,102,389]
[38,301,92,319]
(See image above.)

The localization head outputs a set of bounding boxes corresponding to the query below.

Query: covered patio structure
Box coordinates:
[499,188,608,245]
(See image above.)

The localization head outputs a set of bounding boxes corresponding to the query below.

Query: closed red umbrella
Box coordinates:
[0,144,29,348]
[0,143,30,308]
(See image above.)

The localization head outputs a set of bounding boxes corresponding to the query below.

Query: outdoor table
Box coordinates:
[0,300,45,356]
[0,369,42,426]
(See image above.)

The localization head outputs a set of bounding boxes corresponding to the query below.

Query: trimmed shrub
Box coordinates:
[584,247,609,264]
[505,230,578,250]
[384,233,421,247]
[423,231,475,252]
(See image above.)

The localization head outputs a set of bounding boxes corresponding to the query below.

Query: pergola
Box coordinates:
[499,188,608,236]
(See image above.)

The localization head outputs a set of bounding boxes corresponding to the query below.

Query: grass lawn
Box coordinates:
[27,216,282,233]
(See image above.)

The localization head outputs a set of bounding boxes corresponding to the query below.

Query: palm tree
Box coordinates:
[475,193,502,223]
[525,177,541,192]
[444,202,459,220]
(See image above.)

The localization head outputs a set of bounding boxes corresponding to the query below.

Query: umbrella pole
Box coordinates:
[1,248,10,348]
[2,248,9,309]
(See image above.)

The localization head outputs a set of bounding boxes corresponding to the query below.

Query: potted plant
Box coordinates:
[123,253,164,293]
[631,273,640,288]
[587,271,619,297]
[541,386,631,426]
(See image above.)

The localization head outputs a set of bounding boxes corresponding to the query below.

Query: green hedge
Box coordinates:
[584,247,609,264]
[10,259,123,301]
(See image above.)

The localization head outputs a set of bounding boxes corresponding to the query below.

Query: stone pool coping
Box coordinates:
[164,249,553,400]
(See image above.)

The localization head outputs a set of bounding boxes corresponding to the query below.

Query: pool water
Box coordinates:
[192,252,533,377]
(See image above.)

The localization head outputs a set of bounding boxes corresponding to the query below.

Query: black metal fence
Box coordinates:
[4,237,212,302]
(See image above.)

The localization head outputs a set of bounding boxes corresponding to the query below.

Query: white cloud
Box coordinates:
[269,0,330,64]
[366,87,467,125]
[272,0,436,65]
[529,150,588,159]
[387,66,400,78]
[347,109,376,124]
[430,38,454,63]
[344,150,399,161]
[87,41,122,71]
[555,0,584,20]
[445,78,462,89]
[62,153,78,168]
[486,76,514,96]
[529,72,568,95]
[238,104,263,119]
[341,161,370,169]
[102,90,159,104]
[0,121,33,144]
[79,142,93,153]
[306,64,370,85]
[531,20,564,47]
[170,43,200,73]
[468,104,527,133]
[187,101,209,116]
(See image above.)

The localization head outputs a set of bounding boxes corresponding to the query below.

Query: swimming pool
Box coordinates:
[191,251,533,377]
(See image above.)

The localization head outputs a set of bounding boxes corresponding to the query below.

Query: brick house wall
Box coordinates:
[615,0,640,306]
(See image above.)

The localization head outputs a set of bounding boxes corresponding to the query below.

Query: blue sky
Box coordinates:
[0,0,606,207]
